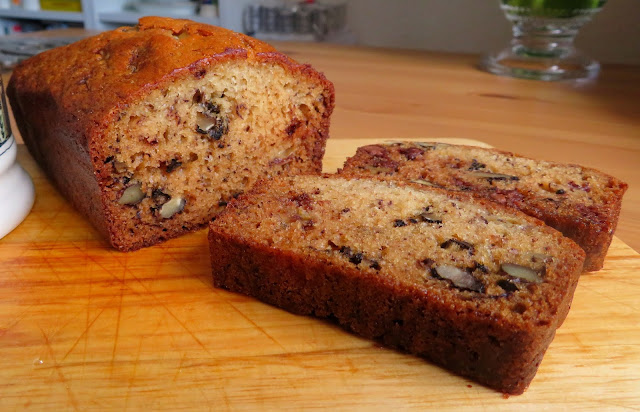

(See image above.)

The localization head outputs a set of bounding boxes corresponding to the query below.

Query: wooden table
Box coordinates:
[2,34,639,410]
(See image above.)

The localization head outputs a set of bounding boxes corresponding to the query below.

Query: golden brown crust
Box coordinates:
[8,17,335,250]
[8,16,331,152]
[339,142,627,271]
[209,175,585,394]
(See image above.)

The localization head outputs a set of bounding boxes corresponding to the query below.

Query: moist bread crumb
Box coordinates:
[208,175,585,394]
[339,142,627,271]
[7,17,334,251]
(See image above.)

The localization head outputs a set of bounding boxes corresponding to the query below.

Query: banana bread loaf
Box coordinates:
[339,142,627,271]
[7,17,334,251]
[208,175,585,394]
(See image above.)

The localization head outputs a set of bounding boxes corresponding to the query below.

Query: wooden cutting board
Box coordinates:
[1,138,638,411]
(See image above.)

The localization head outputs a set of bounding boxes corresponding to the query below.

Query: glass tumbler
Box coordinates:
[480,0,607,81]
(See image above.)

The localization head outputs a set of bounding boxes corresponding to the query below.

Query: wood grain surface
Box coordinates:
[1,139,638,411]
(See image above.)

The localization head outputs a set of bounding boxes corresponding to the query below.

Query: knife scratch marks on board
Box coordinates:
[224,300,287,352]
[121,266,214,358]
[163,303,213,356]
[124,332,145,411]
[110,267,126,377]
[70,243,214,359]
[172,352,188,383]
[221,386,232,411]
[31,203,65,247]
[0,307,34,340]
[83,250,91,375]
[165,248,212,288]
[40,252,65,286]
[154,245,168,279]
[196,384,214,407]
[61,305,111,362]
[38,326,80,412]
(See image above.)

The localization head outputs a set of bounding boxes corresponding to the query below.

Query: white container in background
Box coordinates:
[0,78,35,240]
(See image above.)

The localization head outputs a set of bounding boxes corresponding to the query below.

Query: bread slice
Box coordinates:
[7,17,334,251]
[208,175,585,394]
[339,142,627,271]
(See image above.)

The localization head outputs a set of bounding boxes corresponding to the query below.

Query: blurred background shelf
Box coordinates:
[0,0,227,32]
[0,8,84,22]
[0,0,637,65]
[98,11,219,27]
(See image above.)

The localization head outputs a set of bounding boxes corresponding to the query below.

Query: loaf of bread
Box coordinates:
[7,17,334,251]
[209,174,585,394]
[339,142,627,271]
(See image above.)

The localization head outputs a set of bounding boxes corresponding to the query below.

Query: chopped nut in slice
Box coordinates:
[497,278,519,293]
[486,215,523,225]
[434,265,483,292]
[468,159,486,171]
[531,253,552,263]
[118,183,145,205]
[160,196,186,219]
[152,189,171,207]
[501,263,543,283]
[393,219,407,227]
[364,165,394,174]
[415,142,437,150]
[196,112,216,132]
[471,171,520,182]
[196,112,228,140]
[410,179,439,187]
[164,158,182,173]
[440,238,474,252]
[418,211,443,224]
[113,160,128,174]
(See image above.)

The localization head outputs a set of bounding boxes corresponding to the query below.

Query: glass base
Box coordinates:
[480,47,600,81]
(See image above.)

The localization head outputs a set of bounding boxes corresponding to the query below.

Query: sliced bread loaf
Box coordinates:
[208,175,585,394]
[339,142,627,271]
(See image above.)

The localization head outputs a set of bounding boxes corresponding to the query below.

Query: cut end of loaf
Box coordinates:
[98,59,332,250]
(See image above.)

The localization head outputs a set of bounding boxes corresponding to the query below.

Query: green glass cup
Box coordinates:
[481,0,607,81]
